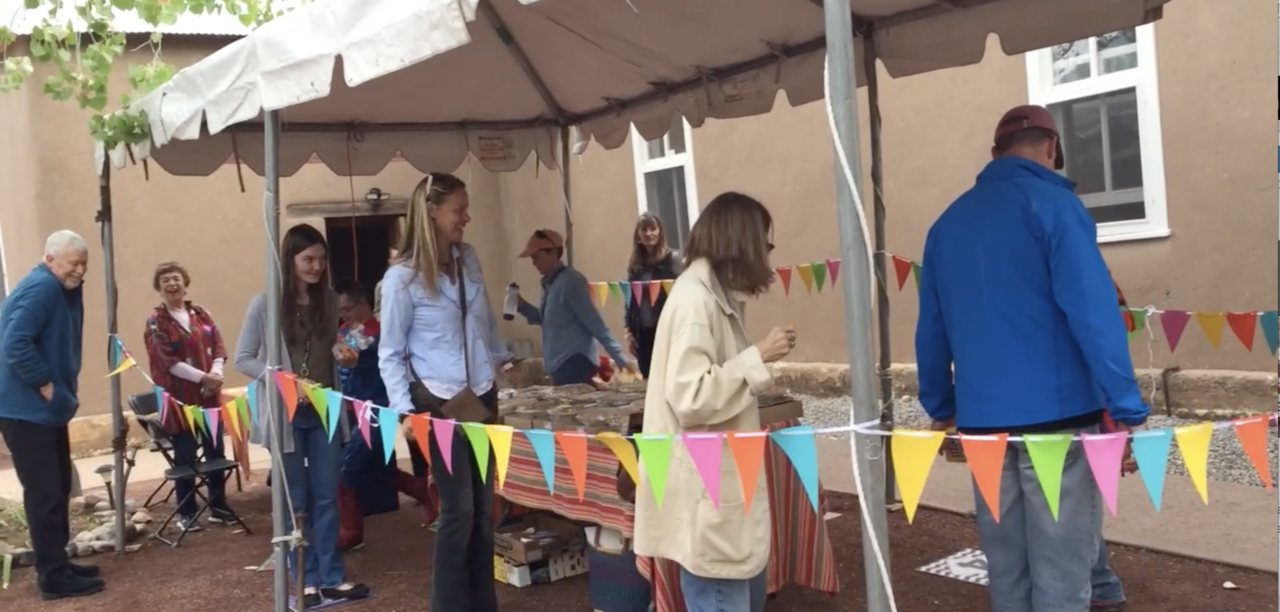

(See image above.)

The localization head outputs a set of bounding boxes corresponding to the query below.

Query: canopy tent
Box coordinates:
[84,0,1173,611]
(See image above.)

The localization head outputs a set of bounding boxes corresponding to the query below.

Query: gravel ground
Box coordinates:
[796,393,1279,488]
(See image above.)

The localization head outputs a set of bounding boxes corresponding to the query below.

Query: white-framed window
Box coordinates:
[1026,25,1169,243]
[632,114,700,250]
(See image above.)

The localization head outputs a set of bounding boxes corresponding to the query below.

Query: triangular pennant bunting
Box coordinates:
[769,426,820,512]
[647,281,661,306]
[725,431,767,512]
[776,267,792,296]
[1231,416,1273,489]
[1224,312,1258,352]
[619,282,632,306]
[1130,429,1173,511]
[597,432,640,492]
[205,408,221,440]
[1082,433,1129,517]
[890,430,945,523]
[1159,310,1192,353]
[379,408,400,465]
[608,282,624,304]
[1023,433,1073,521]
[892,256,913,291]
[555,431,590,501]
[1259,311,1278,355]
[825,259,841,285]
[354,400,372,448]
[911,263,922,290]
[486,425,515,489]
[324,389,344,443]
[630,282,643,307]
[682,432,725,509]
[432,419,457,475]
[959,433,1008,523]
[661,279,674,295]
[523,430,558,494]
[635,434,674,508]
[272,371,299,421]
[809,263,827,293]
[1174,423,1213,504]
[106,355,136,377]
[795,264,815,294]
[462,423,491,483]
[1193,312,1226,349]
[1127,309,1148,343]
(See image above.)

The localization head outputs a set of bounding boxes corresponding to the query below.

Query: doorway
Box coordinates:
[325,214,401,298]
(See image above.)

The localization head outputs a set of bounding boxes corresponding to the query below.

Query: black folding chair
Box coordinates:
[127,392,252,547]
[130,392,245,508]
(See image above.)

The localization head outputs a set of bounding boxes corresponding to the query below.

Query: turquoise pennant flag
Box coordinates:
[378,408,399,465]
[769,425,820,512]
[1130,429,1174,511]
[324,389,344,443]
[523,430,558,494]
[1259,310,1278,355]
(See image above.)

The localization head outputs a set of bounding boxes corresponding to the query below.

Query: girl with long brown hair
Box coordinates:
[624,212,682,377]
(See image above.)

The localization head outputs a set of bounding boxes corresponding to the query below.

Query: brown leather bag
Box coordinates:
[413,254,492,424]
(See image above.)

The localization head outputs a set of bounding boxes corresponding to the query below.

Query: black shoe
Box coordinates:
[68,563,101,578]
[208,506,236,525]
[1091,602,1127,612]
[321,582,371,601]
[300,589,322,609]
[39,573,105,600]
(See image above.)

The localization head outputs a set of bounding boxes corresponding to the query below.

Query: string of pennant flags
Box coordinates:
[588,254,1280,356]
[105,335,1277,522]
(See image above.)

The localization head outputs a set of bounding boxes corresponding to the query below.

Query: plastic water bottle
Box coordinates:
[503,283,519,321]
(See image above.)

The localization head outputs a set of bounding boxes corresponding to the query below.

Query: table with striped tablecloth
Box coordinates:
[497,418,839,612]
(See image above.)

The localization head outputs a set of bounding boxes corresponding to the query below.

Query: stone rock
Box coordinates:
[82,494,103,508]
[123,500,137,515]
[69,496,88,513]
[124,544,142,553]
[0,540,17,555]
[131,510,153,524]
[91,540,115,554]
[93,510,116,519]
[75,530,96,545]
[91,524,113,540]
[75,543,94,558]
[93,500,113,513]
[13,549,34,567]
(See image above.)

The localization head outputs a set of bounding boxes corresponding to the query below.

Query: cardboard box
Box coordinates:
[494,548,589,588]
[494,513,586,564]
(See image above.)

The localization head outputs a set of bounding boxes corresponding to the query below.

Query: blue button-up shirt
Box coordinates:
[378,244,512,414]
[517,263,628,373]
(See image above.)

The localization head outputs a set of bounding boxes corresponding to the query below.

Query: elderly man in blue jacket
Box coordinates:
[915,105,1149,612]
[0,230,101,600]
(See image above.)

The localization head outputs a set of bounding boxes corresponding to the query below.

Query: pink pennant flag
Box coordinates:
[432,418,457,475]
[159,391,173,426]
[206,408,222,441]
[1159,310,1192,353]
[354,400,372,447]
[630,282,644,307]
[682,432,724,509]
[1082,432,1129,517]
[825,259,841,285]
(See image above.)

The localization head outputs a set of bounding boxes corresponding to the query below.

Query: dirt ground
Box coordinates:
[0,482,1272,612]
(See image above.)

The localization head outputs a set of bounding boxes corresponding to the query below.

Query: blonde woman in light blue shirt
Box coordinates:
[378,172,510,612]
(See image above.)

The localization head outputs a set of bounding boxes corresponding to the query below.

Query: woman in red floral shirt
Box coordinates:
[143,262,234,532]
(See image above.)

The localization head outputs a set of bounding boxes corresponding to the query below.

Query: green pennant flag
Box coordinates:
[810,262,827,293]
[304,384,328,422]
[236,396,251,434]
[911,263,923,290]
[462,423,491,483]
[191,408,208,437]
[609,281,624,303]
[635,433,674,508]
[1024,433,1074,521]
[1127,308,1147,343]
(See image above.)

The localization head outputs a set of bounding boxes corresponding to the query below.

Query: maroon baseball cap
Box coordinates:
[994,105,1065,170]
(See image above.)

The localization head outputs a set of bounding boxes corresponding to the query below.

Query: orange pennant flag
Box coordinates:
[1224,312,1258,352]
[960,433,1009,523]
[271,371,300,422]
[726,431,768,512]
[647,281,661,306]
[795,264,815,294]
[1232,416,1273,489]
[410,414,432,465]
[1193,312,1226,349]
[555,431,590,501]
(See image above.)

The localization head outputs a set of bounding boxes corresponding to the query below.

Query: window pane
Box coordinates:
[1050,87,1145,223]
[1097,29,1138,75]
[645,137,665,161]
[1051,39,1091,85]
[666,115,687,155]
[643,168,690,249]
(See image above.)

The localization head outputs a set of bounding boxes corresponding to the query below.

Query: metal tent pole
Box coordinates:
[862,36,898,507]
[560,125,574,266]
[823,1,892,610]
[96,162,127,554]
[263,110,290,612]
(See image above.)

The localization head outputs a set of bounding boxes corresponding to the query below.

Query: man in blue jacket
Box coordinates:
[915,106,1149,612]
[0,230,100,600]
[514,229,639,384]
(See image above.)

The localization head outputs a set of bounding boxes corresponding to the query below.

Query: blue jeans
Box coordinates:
[678,566,767,612]
[281,423,346,589]
[1092,537,1125,604]
[973,430,1101,612]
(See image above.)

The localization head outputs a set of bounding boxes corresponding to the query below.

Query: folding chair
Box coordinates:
[129,392,245,508]
[127,392,253,547]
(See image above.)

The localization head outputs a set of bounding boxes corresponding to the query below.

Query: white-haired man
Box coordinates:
[0,230,101,600]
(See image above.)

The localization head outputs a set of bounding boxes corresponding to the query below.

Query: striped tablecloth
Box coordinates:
[497,419,839,612]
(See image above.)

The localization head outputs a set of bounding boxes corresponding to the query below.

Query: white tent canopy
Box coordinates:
[103,0,1170,177]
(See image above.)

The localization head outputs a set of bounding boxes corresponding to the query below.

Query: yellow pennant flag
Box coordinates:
[597,431,640,487]
[223,399,241,441]
[661,279,674,296]
[183,405,199,434]
[795,264,815,294]
[594,282,610,307]
[105,356,136,377]
[1174,423,1213,504]
[890,430,945,523]
[485,425,515,490]
[1193,312,1226,349]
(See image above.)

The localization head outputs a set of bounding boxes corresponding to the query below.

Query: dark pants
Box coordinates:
[633,325,658,379]
[548,353,599,386]
[411,385,498,612]
[169,429,227,518]
[0,419,72,578]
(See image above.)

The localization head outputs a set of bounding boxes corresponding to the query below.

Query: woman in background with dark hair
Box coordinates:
[235,224,370,608]
[623,212,682,378]
[632,192,796,612]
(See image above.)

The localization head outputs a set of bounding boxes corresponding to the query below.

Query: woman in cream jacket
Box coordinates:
[632,192,797,612]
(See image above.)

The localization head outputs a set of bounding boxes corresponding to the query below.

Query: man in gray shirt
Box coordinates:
[515,230,638,385]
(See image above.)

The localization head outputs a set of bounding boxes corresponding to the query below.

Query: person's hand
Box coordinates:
[754,324,797,363]
[39,383,54,402]
[624,361,642,379]
[201,372,223,389]
[336,346,359,369]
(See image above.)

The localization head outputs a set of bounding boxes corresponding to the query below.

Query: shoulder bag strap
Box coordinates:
[456,253,472,388]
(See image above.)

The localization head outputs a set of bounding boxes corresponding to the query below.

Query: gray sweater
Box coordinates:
[234,293,351,454]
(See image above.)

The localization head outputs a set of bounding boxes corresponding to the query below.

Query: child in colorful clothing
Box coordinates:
[334,280,435,551]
